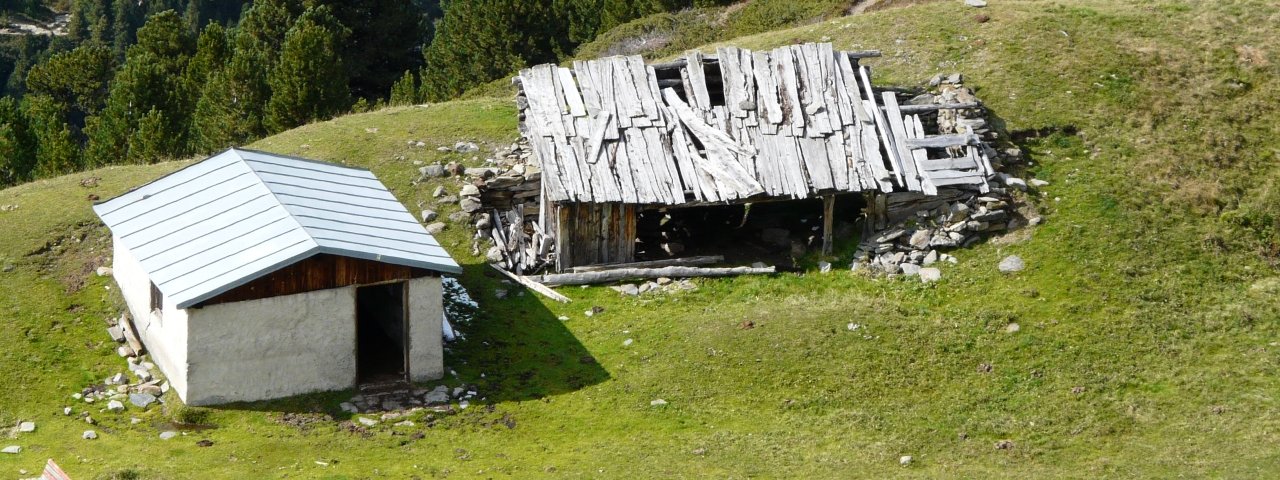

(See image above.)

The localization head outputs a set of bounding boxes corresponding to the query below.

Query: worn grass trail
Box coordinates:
[1,1,1278,478]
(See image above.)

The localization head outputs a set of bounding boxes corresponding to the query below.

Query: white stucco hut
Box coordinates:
[93,148,462,406]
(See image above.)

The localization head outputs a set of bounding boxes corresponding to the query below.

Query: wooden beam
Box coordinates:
[822,195,835,255]
[649,50,882,71]
[536,265,776,286]
[903,133,980,149]
[490,263,571,303]
[569,255,724,273]
[892,102,981,114]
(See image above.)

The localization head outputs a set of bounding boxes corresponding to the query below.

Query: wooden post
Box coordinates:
[822,195,835,256]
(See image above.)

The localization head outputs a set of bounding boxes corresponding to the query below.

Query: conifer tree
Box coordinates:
[0,97,36,186]
[23,95,81,177]
[24,44,114,126]
[389,70,417,106]
[264,5,350,132]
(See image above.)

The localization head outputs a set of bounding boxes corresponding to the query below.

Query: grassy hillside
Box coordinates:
[1,1,1278,477]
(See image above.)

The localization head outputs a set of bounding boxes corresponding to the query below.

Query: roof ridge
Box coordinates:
[231,148,323,254]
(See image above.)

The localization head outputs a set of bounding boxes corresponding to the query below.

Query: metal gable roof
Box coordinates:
[94,148,462,309]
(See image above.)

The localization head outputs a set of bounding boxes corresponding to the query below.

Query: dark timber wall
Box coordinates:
[555,203,638,270]
[196,254,435,307]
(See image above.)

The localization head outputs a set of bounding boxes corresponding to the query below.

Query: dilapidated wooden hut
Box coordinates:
[482,43,996,274]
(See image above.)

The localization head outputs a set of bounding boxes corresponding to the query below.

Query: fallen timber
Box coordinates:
[569,255,724,273]
[536,265,776,287]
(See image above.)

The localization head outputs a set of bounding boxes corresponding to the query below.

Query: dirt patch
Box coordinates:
[271,412,334,432]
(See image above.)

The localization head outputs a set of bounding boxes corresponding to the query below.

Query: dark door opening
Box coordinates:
[634,194,867,269]
[356,282,408,384]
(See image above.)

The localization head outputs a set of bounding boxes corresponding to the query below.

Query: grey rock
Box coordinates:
[63,407,72,416]
[159,431,178,440]
[1000,175,1027,191]
[128,393,157,409]
[998,255,1025,273]
[459,196,483,213]
[137,385,162,396]
[1029,179,1050,187]
[900,263,922,276]
[432,186,446,198]
[818,261,832,273]
[117,345,136,357]
[908,229,932,249]
[340,402,357,413]
[17,421,35,433]
[454,142,479,153]
[83,430,98,440]
[437,195,459,205]
[357,417,379,427]
[2,446,19,454]
[106,372,126,385]
[494,288,508,299]
[971,210,1008,223]
[459,184,481,197]
[900,455,913,466]
[948,203,971,222]
[919,268,942,283]
[421,210,438,222]
[474,213,492,229]
[448,211,470,223]
[485,246,504,263]
[947,72,964,84]
[875,228,907,243]
[425,222,447,235]
[964,0,987,7]
[617,284,640,296]
[1,264,12,273]
[418,164,445,179]
[1005,322,1021,333]
[922,250,939,266]
[436,146,452,152]
[96,266,113,276]
[423,386,450,404]
[106,400,125,412]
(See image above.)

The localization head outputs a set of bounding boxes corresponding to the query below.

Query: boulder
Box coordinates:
[431,186,446,198]
[908,229,932,249]
[459,197,483,213]
[83,430,98,440]
[128,393,157,409]
[418,164,445,179]
[453,142,479,153]
[96,266,113,277]
[159,431,178,440]
[459,184,481,197]
[998,255,1025,273]
[423,386,450,404]
[485,247,504,263]
[106,400,125,412]
[17,421,35,433]
[448,211,470,223]
[421,210,438,222]
[1029,179,1050,187]
[425,222,447,235]
[965,0,987,7]
[357,417,379,427]
[2,446,19,454]
[900,263,922,276]
[919,268,942,283]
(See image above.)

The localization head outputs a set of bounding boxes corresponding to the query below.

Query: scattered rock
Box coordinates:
[494,288,508,299]
[900,455,913,466]
[196,439,214,447]
[2,446,20,454]
[454,142,479,153]
[919,268,941,283]
[421,210,438,222]
[616,284,639,296]
[585,305,604,317]
[459,184,481,197]
[974,13,990,23]
[995,439,1014,450]
[1029,179,1049,187]
[418,164,445,179]
[17,421,35,433]
[96,266,113,276]
[459,196,483,213]
[557,315,569,321]
[817,261,831,273]
[448,211,469,223]
[622,338,634,347]
[485,246,504,263]
[977,363,993,373]
[106,400,125,412]
[650,399,667,406]
[1005,322,1020,333]
[424,386,450,404]
[63,407,72,416]
[357,417,379,427]
[964,0,987,7]
[128,393,157,409]
[437,195,459,205]
[998,255,1025,273]
[900,263,921,276]
[83,430,98,440]
[431,186,446,197]
[159,431,178,440]
[1071,386,1086,395]
[691,447,707,456]
[425,222,447,235]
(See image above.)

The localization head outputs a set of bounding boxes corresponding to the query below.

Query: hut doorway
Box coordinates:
[356,282,408,384]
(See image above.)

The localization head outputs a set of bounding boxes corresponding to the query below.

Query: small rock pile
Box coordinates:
[608,277,699,296]
[340,384,478,415]
[852,189,1020,278]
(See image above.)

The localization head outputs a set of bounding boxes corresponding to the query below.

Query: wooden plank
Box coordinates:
[927,169,987,180]
[859,66,904,187]
[798,43,834,136]
[537,265,776,286]
[556,67,586,117]
[920,156,980,171]
[775,46,805,133]
[118,313,144,354]
[797,135,834,191]
[906,114,937,195]
[645,65,666,127]
[739,48,757,123]
[831,47,857,126]
[645,126,686,203]
[903,133,980,149]
[930,174,987,186]
[822,195,835,255]
[824,127,851,190]
[620,128,657,203]
[662,88,764,198]
[570,255,724,272]
[752,51,784,126]
[895,102,982,114]
[685,50,712,110]
[530,136,568,201]
[519,66,568,139]
[605,141,639,204]
[667,111,719,201]
[584,111,613,164]
[627,56,660,122]
[880,91,922,191]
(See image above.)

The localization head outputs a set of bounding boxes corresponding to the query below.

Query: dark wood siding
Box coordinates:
[555,203,637,270]
[196,254,436,307]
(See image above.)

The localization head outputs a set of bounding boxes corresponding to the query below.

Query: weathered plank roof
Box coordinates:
[93,148,461,309]
[516,42,991,205]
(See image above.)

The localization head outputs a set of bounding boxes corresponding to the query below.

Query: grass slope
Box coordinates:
[2,1,1279,477]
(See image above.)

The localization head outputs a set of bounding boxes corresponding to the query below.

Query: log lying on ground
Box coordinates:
[537,265,776,286]
[490,263,570,303]
[569,255,724,273]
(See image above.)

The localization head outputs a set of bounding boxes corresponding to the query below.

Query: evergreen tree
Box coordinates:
[309,0,425,100]
[389,70,417,106]
[24,44,114,126]
[127,107,172,163]
[421,0,568,101]
[0,97,36,186]
[264,5,349,132]
[111,0,142,61]
[23,95,81,177]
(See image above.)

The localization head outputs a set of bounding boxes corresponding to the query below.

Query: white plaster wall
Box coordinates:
[407,276,444,382]
[184,287,357,405]
[111,238,190,400]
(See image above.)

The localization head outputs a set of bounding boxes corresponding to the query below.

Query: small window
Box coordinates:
[150,282,163,312]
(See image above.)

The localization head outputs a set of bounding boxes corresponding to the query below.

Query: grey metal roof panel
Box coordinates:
[94,148,461,309]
